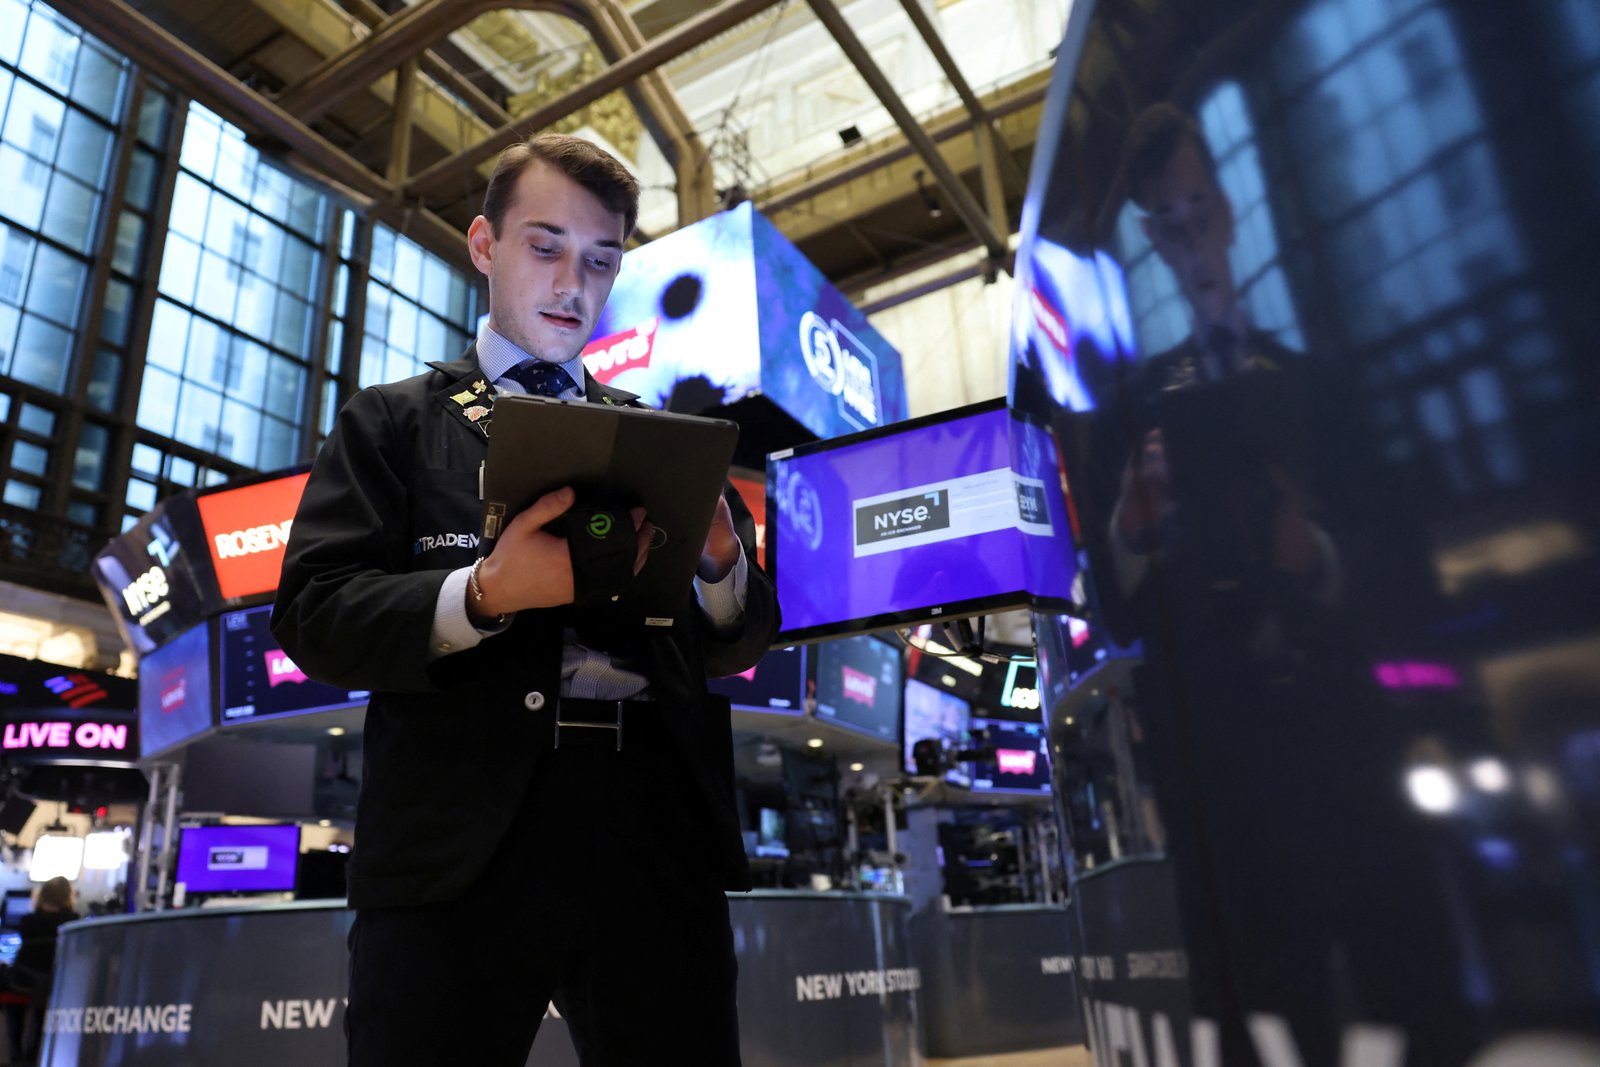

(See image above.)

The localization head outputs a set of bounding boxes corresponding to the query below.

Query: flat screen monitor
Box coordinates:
[137,619,213,759]
[902,677,971,787]
[175,824,300,895]
[970,716,1052,795]
[812,635,902,743]
[767,399,1078,643]
[218,605,368,723]
[708,645,805,714]
[2,889,32,926]
[756,808,788,858]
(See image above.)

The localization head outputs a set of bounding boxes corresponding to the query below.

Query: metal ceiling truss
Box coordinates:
[55,0,1018,285]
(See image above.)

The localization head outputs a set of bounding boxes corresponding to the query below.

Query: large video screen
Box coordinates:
[175,824,300,894]
[902,677,971,787]
[137,620,213,759]
[709,645,805,714]
[970,716,1052,795]
[811,635,902,742]
[218,605,368,723]
[768,400,1077,642]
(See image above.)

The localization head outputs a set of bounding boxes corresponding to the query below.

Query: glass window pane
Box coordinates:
[168,455,194,484]
[11,313,71,390]
[18,402,54,436]
[111,211,144,275]
[70,42,124,121]
[66,500,96,527]
[173,380,222,450]
[279,235,315,289]
[3,79,65,159]
[26,242,85,327]
[125,147,156,211]
[234,270,276,342]
[135,365,180,436]
[4,479,40,509]
[168,173,208,240]
[259,415,296,469]
[420,255,450,317]
[285,182,322,239]
[86,347,121,412]
[333,263,349,318]
[56,109,112,186]
[217,399,260,466]
[40,171,99,253]
[0,0,25,66]
[10,439,47,476]
[264,354,304,421]
[177,108,219,182]
[392,239,422,297]
[193,249,238,320]
[0,223,35,304]
[339,210,355,259]
[202,191,245,256]
[72,422,107,490]
[184,315,228,387]
[0,303,21,364]
[18,10,77,93]
[249,213,284,281]
[125,477,156,513]
[271,290,309,357]
[130,442,161,475]
[137,90,170,147]
[369,226,394,283]
[157,233,200,304]
[0,144,48,230]
[229,337,268,401]
[250,166,289,221]
[212,128,255,202]
[324,318,343,374]
[145,299,189,372]
[100,276,132,345]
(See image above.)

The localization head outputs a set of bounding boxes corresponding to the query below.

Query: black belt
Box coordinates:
[545,697,657,752]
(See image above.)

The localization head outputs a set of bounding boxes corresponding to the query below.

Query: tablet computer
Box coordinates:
[482,394,740,626]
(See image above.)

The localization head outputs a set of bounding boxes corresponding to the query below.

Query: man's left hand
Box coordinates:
[698,495,740,582]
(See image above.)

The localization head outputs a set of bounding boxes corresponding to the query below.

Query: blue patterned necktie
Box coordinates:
[504,360,577,398]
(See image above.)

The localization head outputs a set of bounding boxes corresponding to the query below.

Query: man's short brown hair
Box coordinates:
[482,134,640,239]
[1123,102,1219,211]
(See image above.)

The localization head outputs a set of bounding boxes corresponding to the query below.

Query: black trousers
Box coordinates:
[346,710,741,1067]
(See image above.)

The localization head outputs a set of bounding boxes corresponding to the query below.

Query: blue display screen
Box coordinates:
[137,620,213,759]
[812,635,902,742]
[175,824,300,894]
[218,605,367,723]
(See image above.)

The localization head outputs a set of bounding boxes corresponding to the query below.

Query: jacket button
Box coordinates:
[523,691,545,711]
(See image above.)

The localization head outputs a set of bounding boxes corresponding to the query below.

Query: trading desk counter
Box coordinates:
[40,891,918,1067]
[912,903,1085,1057]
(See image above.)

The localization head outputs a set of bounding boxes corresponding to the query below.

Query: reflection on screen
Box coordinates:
[175,824,300,894]
[770,404,1076,640]
[137,620,213,759]
[902,678,971,787]
[813,635,902,742]
[970,717,1052,795]
[219,605,367,723]
[709,645,805,714]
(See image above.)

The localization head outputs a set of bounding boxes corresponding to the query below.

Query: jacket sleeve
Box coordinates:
[270,386,451,694]
[699,481,779,678]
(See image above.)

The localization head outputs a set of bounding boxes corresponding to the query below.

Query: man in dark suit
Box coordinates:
[272,134,777,1067]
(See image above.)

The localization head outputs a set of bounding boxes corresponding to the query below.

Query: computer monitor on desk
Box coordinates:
[1,888,32,927]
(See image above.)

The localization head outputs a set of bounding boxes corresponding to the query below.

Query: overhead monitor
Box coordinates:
[969,716,1053,795]
[709,645,805,715]
[902,677,971,787]
[195,471,310,602]
[767,398,1078,644]
[218,605,368,724]
[137,619,214,759]
[811,635,902,743]
[174,823,300,895]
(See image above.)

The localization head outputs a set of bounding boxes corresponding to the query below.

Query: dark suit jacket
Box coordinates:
[271,347,778,910]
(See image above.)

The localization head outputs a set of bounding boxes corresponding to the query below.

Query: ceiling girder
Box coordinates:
[803,0,1009,266]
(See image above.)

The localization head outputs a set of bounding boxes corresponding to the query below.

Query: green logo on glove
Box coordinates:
[587,512,614,539]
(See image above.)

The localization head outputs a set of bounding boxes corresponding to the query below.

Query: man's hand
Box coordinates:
[468,487,578,622]
[697,494,740,582]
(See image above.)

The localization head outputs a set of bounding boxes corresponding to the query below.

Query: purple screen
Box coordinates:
[175,824,300,894]
[769,405,1077,640]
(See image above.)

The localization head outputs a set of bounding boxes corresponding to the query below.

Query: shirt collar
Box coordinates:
[476,320,587,399]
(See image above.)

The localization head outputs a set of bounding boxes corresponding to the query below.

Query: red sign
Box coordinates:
[196,473,310,600]
[729,475,767,569]
[581,318,657,385]
[841,665,877,706]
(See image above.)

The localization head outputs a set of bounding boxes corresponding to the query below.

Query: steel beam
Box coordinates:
[388,59,418,183]
[804,0,1008,264]
[404,0,782,201]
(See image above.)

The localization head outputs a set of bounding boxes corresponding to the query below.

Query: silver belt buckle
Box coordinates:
[553,700,625,752]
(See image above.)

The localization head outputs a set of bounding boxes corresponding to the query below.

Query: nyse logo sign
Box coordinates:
[120,565,170,622]
[799,311,881,429]
[854,491,950,548]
